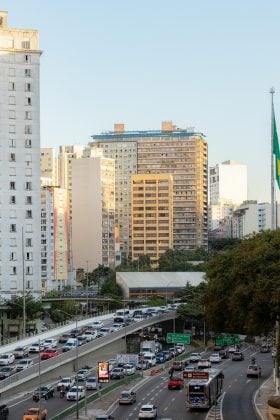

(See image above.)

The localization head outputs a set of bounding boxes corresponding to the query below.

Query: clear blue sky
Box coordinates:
[3,0,280,202]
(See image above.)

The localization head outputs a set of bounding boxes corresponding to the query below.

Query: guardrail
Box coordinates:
[0,312,177,394]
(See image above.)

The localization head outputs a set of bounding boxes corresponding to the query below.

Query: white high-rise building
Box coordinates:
[209,160,247,232]
[0,12,41,299]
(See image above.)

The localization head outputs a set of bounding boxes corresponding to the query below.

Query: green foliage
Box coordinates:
[208,238,241,254]
[6,293,44,321]
[205,230,280,335]
[175,283,206,328]
[83,265,113,288]
[158,248,208,272]
[116,255,152,272]
[100,276,121,297]
[49,299,79,323]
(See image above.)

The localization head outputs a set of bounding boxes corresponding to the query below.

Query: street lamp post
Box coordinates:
[86,261,89,317]
[22,227,26,338]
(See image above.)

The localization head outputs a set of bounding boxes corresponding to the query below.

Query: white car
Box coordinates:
[29,342,44,353]
[92,320,104,329]
[99,327,110,337]
[76,368,90,381]
[138,404,158,419]
[123,364,136,375]
[66,386,85,401]
[57,377,75,391]
[16,359,34,371]
[43,338,58,349]
[110,323,123,332]
[83,331,97,341]
[0,353,15,366]
[209,353,222,363]
[189,352,202,363]
[86,377,100,390]
[13,346,29,359]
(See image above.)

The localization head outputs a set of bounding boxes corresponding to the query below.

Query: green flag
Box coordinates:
[273,107,280,189]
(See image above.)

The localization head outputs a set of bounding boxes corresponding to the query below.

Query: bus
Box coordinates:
[186,368,224,410]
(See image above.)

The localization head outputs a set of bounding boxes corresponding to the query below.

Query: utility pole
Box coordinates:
[22,227,26,339]
[276,316,279,395]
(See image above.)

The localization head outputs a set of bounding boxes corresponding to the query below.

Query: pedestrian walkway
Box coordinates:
[254,375,276,419]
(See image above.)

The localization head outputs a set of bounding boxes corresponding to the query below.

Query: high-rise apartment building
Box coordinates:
[90,124,137,257]
[41,186,69,293]
[209,160,247,233]
[0,12,41,298]
[40,148,58,186]
[90,121,208,253]
[72,156,115,271]
[131,174,173,266]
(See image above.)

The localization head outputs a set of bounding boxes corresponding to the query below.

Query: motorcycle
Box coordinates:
[59,388,66,398]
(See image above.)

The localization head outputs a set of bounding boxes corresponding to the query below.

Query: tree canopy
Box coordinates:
[6,293,44,321]
[204,230,280,335]
[158,248,208,272]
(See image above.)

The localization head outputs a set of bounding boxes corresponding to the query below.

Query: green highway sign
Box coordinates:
[166,333,191,344]
[215,335,240,346]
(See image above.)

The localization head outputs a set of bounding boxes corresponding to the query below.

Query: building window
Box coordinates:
[26,238,32,247]
[10,196,16,204]
[25,125,32,134]
[9,139,16,148]
[25,153,32,162]
[9,96,16,105]
[9,110,15,119]
[26,266,33,275]
[9,125,16,133]
[10,224,16,232]
[25,182,32,190]
[26,210,32,219]
[24,54,31,63]
[24,83,31,92]
[24,68,31,77]
[10,182,16,190]
[22,41,30,49]
[25,139,32,148]
[8,67,16,77]
[25,196,32,204]
[25,111,32,120]
[12,266,17,275]
[10,252,16,261]
[9,153,16,162]
[26,252,33,261]
[8,82,15,91]
[25,97,32,106]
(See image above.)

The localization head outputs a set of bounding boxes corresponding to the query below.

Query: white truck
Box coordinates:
[116,354,139,365]
[141,340,157,354]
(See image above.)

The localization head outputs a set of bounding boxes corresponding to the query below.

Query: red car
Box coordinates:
[168,375,184,390]
[41,349,59,360]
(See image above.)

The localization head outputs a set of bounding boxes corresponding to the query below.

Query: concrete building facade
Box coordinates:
[131,173,173,267]
[40,148,58,187]
[0,11,41,299]
[72,156,115,271]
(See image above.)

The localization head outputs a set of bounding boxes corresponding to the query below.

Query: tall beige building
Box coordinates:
[72,156,115,271]
[40,148,58,186]
[91,121,208,253]
[131,174,173,267]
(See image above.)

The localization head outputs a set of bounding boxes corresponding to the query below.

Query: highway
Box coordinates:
[111,347,273,420]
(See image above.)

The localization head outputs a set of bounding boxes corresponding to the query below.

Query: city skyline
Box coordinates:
[2,1,280,202]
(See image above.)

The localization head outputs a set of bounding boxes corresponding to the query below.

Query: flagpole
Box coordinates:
[271,87,276,230]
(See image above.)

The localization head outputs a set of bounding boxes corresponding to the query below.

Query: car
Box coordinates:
[66,385,85,401]
[119,389,136,405]
[22,407,47,420]
[111,323,123,332]
[138,404,158,419]
[197,358,211,369]
[43,338,57,349]
[76,368,90,381]
[16,359,34,371]
[161,350,172,361]
[110,367,124,379]
[228,346,238,354]
[13,346,29,359]
[83,331,97,341]
[59,333,71,344]
[172,361,184,371]
[32,386,54,401]
[175,344,185,354]
[0,353,15,366]
[232,351,244,361]
[168,348,178,358]
[260,344,270,353]
[219,349,229,359]
[29,342,44,353]
[136,359,149,370]
[189,353,202,363]
[0,366,16,379]
[247,364,262,378]
[0,404,9,420]
[168,375,184,390]
[77,335,87,346]
[99,327,111,337]
[40,349,59,360]
[57,377,75,391]
[62,339,79,352]
[92,320,104,329]
[86,376,101,390]
[123,364,135,375]
[155,353,166,364]
[209,353,222,363]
